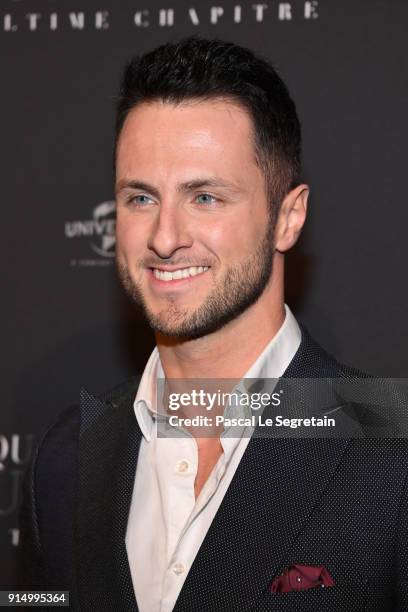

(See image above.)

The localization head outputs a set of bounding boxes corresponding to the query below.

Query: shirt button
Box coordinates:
[173,563,186,575]
[176,460,189,473]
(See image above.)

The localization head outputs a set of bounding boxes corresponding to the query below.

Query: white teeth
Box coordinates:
[153,266,209,282]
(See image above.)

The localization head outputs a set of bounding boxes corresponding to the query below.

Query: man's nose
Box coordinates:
[147,203,192,259]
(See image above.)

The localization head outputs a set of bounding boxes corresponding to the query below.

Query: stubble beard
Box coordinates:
[116,218,275,340]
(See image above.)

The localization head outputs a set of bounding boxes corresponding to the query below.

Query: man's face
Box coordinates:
[115,98,275,339]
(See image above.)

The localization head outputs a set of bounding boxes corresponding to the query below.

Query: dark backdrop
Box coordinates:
[1,0,407,588]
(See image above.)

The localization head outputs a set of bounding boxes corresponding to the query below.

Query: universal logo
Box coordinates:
[65,201,116,267]
[2,2,319,32]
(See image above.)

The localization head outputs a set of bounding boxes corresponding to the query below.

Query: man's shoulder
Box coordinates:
[26,377,140,516]
[98,376,141,407]
[288,326,366,379]
[37,377,140,458]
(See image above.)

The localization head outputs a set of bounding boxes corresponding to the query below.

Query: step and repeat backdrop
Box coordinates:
[1,0,408,588]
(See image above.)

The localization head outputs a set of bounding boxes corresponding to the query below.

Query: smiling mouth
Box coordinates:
[151,266,209,282]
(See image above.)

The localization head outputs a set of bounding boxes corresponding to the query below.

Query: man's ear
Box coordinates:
[274,184,309,253]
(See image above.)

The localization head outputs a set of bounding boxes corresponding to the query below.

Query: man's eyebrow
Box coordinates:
[115,177,241,198]
[115,180,160,199]
[177,178,241,193]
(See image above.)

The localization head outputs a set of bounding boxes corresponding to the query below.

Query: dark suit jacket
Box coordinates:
[19,330,408,611]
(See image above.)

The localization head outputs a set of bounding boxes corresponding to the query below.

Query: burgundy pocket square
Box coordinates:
[270,564,335,593]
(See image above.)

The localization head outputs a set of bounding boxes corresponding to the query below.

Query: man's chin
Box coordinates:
[149,323,202,341]
[143,306,195,339]
[145,307,234,341]
[143,308,209,340]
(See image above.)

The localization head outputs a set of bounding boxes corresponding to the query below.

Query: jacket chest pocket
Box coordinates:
[251,580,368,612]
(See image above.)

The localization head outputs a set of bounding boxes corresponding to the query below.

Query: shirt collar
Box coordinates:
[134,347,164,441]
[134,304,301,442]
[236,304,301,393]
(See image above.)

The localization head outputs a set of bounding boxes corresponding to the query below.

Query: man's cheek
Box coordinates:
[199,225,231,259]
[116,226,140,255]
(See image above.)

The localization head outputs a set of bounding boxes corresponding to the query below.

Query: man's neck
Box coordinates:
[156,290,285,380]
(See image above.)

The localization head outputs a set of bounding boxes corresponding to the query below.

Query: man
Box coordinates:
[20,37,408,611]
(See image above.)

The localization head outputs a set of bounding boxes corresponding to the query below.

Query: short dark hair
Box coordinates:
[115,37,302,212]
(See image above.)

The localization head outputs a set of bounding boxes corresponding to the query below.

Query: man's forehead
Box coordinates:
[119,97,255,140]
[116,98,259,182]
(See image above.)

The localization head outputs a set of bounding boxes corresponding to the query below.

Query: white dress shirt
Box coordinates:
[125,305,301,612]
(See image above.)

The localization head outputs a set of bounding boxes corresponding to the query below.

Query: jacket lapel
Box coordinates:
[173,439,351,611]
[173,331,361,611]
[76,382,141,611]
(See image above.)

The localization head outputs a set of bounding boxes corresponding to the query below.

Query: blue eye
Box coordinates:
[132,195,152,204]
[196,194,216,205]
[126,194,154,207]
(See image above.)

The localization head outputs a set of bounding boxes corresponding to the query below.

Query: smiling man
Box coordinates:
[20,37,408,612]
[114,97,300,343]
